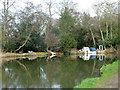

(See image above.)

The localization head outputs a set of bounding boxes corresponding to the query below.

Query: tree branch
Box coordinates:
[14,31,32,52]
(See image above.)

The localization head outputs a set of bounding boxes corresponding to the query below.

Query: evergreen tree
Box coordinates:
[59,7,77,53]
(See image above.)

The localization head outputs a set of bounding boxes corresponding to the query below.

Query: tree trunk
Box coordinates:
[3,0,15,47]
[99,24,106,49]
[106,21,109,38]
[111,22,113,40]
[90,27,96,46]
[99,24,104,41]
[3,1,7,46]
[46,46,49,52]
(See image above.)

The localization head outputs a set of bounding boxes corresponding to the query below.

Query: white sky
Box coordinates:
[0,0,118,19]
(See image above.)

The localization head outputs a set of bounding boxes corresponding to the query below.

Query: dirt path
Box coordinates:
[104,73,120,88]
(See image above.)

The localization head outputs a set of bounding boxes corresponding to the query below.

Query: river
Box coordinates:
[1,54,118,88]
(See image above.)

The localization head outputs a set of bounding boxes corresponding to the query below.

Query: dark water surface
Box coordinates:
[2,55,117,88]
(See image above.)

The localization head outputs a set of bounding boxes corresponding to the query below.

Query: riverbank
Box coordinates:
[0,52,50,58]
[74,59,119,88]
[0,52,50,66]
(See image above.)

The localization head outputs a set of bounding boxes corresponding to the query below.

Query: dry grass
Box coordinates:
[104,47,117,54]
[97,50,105,54]
[0,52,29,58]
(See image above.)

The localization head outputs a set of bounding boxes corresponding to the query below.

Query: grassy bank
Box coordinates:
[1,52,50,58]
[74,60,119,88]
[0,52,50,66]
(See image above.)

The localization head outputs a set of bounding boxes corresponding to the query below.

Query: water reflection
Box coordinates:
[47,54,56,59]
[2,55,117,88]
[79,54,107,61]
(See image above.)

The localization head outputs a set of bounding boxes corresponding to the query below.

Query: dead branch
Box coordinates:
[14,31,32,52]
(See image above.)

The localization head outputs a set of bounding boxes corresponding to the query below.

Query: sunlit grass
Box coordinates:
[70,52,75,55]
[1,52,49,58]
[36,52,49,55]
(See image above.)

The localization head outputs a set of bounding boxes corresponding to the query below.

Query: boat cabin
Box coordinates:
[81,47,96,54]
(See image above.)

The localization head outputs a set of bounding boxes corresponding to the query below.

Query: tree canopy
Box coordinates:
[0,0,119,52]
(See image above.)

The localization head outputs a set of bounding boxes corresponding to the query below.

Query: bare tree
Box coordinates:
[93,1,118,47]
[44,0,58,51]
[1,0,15,47]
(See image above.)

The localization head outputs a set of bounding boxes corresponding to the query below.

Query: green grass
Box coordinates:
[35,52,50,57]
[74,60,119,88]
[0,68,2,89]
[36,52,49,55]
[70,52,75,55]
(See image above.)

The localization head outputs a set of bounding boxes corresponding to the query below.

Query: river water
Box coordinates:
[1,54,117,88]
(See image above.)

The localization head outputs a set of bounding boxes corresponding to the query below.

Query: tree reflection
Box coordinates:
[2,56,116,88]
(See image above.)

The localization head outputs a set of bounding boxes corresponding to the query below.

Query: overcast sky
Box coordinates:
[0,0,118,19]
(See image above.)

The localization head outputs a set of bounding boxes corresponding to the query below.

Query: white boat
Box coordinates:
[81,47,96,54]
